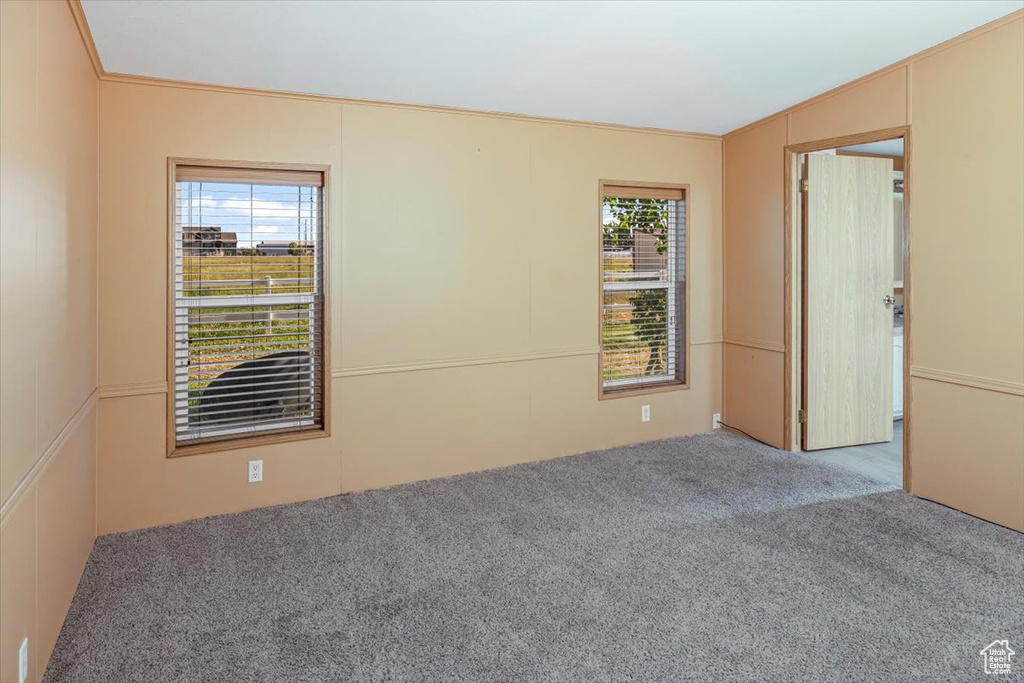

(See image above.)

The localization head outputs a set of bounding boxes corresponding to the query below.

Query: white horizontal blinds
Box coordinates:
[601,189,686,389]
[173,168,324,444]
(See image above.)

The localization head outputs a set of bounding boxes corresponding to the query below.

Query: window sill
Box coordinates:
[167,424,330,458]
[600,378,688,400]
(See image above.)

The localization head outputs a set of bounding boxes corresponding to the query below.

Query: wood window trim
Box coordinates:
[597,180,691,400]
[176,165,324,187]
[166,157,332,458]
[600,378,687,400]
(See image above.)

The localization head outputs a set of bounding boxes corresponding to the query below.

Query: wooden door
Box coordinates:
[802,154,894,450]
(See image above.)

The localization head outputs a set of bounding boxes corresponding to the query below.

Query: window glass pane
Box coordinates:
[173,176,324,444]
[601,192,685,389]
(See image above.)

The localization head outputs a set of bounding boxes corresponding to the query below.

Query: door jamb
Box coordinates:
[783,125,912,492]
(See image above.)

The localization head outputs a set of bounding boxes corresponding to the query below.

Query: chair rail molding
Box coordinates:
[331,348,599,378]
[723,336,786,353]
[99,381,169,399]
[909,366,1024,397]
[0,389,98,526]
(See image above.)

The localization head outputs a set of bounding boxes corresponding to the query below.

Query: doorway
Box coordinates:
[784,127,911,491]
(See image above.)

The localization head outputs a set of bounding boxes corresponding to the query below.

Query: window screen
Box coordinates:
[172,165,326,448]
[601,186,686,391]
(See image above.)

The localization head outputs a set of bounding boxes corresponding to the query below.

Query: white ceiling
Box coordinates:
[81,1,1022,134]
[839,140,905,157]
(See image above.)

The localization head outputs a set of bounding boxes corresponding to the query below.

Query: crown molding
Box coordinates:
[99,71,722,141]
[67,0,104,78]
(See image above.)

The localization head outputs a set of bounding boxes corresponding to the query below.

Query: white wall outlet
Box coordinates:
[713,413,722,430]
[641,404,651,422]
[18,637,28,683]
[248,460,263,483]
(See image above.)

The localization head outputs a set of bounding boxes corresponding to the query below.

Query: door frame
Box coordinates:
[783,125,912,491]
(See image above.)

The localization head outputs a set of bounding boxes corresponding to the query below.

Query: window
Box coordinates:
[600,183,687,394]
[170,162,328,454]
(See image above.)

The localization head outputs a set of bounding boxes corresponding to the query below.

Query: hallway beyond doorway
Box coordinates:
[803,420,904,487]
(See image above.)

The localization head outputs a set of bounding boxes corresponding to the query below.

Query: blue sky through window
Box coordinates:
[176,182,319,249]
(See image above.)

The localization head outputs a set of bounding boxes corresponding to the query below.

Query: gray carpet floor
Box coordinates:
[45,433,1024,682]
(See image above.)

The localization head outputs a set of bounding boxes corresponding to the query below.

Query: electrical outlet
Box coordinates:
[18,638,28,683]
[641,404,651,422]
[713,413,722,430]
[248,460,263,483]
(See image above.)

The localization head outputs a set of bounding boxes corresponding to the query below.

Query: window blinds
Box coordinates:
[173,168,325,446]
[601,191,686,390]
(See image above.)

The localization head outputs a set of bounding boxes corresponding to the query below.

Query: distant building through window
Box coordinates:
[182,226,238,256]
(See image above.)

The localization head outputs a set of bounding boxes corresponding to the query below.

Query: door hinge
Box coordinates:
[798,409,807,424]
[799,178,808,192]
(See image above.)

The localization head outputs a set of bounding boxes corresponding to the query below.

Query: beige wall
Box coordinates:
[97,82,723,534]
[723,15,1024,531]
[7,7,1019,678]
[722,116,787,447]
[0,2,99,682]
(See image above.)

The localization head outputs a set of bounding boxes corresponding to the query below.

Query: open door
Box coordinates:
[802,154,894,451]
